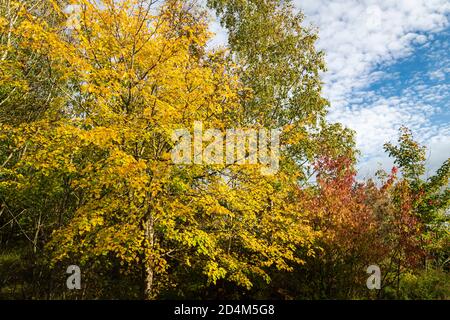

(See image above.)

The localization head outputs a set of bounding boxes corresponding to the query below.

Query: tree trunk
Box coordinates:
[144,213,155,300]
[396,258,401,298]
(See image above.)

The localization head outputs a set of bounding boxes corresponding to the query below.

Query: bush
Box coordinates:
[397,269,450,300]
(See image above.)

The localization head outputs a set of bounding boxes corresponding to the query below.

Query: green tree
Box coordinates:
[384,126,449,294]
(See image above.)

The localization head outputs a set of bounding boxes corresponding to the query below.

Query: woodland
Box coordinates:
[0,0,448,299]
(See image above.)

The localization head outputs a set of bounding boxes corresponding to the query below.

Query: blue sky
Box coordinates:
[209,0,450,179]
[326,26,450,178]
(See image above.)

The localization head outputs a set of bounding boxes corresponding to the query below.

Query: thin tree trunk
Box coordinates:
[144,212,155,300]
[396,257,401,298]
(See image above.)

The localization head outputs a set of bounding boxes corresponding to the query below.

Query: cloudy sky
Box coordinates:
[209,0,450,179]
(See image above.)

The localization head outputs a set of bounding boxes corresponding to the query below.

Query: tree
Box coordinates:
[1,0,321,299]
[384,126,427,182]
[208,0,356,178]
[2,0,446,301]
[385,127,449,272]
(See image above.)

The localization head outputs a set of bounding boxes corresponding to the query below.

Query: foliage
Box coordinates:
[0,0,448,300]
[390,269,450,300]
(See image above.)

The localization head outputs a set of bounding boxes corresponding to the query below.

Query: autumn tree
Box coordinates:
[2,0,446,301]
[1,0,324,299]
[384,127,449,275]
[208,0,356,179]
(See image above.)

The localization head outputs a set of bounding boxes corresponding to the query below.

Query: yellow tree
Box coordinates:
[1,0,316,298]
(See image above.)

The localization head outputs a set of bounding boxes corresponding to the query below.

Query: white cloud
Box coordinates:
[295,0,450,177]
[428,69,448,80]
[297,0,450,105]
[207,18,228,49]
